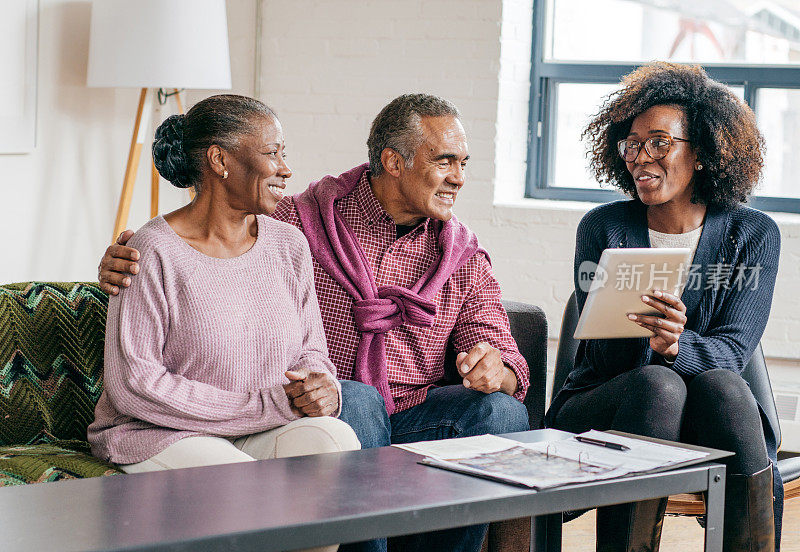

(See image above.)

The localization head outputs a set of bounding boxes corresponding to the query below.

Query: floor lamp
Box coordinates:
[86,0,232,242]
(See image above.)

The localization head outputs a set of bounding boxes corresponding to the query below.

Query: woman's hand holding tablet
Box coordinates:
[627,290,687,361]
[574,248,692,340]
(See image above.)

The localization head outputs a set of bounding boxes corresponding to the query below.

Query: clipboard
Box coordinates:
[412,431,732,490]
[604,430,733,474]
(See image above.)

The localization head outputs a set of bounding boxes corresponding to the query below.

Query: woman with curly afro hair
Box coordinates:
[546,63,782,552]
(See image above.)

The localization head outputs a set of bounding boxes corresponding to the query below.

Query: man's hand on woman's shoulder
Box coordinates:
[99,230,141,295]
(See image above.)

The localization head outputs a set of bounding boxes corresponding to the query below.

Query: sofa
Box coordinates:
[0,281,548,552]
[0,282,122,485]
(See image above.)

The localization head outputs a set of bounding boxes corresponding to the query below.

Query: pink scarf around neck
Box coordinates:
[294,163,484,414]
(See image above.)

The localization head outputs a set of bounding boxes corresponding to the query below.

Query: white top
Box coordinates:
[649,226,703,262]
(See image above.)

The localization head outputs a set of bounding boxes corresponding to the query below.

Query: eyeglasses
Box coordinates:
[617,135,691,163]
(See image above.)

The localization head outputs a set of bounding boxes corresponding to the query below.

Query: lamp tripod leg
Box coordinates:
[149,88,186,217]
[150,160,159,218]
[112,87,153,242]
[149,88,194,212]
[172,87,184,114]
[170,88,196,201]
[145,88,197,223]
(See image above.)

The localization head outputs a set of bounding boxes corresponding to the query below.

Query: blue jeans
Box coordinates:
[338,381,530,552]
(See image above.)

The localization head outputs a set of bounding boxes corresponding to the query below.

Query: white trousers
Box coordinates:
[121,417,361,552]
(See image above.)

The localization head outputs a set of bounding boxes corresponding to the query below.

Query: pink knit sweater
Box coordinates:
[88,215,339,464]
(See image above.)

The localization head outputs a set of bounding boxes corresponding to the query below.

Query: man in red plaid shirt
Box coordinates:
[100,94,531,552]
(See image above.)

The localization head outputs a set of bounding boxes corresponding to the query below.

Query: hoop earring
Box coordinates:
[695,163,703,171]
[222,170,229,179]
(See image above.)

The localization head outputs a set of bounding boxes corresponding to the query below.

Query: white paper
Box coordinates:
[573,430,708,471]
[399,431,710,490]
[393,434,520,457]
[422,445,629,489]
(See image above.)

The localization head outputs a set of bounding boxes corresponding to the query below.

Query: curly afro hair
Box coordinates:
[583,62,764,208]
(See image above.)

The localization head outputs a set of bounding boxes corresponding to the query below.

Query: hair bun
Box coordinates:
[152,114,192,188]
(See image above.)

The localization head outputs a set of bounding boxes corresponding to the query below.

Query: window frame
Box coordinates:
[525,0,800,214]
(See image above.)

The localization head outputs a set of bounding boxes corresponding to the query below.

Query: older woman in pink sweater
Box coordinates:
[88,95,359,482]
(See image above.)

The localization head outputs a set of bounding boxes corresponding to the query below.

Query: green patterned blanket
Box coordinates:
[0,282,121,485]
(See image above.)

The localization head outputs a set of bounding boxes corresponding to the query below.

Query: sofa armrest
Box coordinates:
[501,300,547,429]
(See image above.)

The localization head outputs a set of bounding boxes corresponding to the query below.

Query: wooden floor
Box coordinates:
[562,498,799,551]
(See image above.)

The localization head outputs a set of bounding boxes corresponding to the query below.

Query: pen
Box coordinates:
[575,436,630,452]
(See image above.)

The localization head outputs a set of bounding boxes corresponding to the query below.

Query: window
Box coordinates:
[527,0,800,213]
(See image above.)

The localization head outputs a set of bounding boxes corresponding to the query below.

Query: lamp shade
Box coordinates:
[87,0,231,89]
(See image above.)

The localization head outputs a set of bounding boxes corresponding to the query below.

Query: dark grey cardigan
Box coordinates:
[547,199,781,421]
[545,198,784,541]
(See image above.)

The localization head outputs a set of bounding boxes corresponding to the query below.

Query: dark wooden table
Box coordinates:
[0,429,727,551]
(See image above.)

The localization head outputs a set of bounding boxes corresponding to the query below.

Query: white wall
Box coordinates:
[257,0,800,359]
[2,1,798,438]
[0,0,257,284]
[256,0,800,446]
[9,0,793,359]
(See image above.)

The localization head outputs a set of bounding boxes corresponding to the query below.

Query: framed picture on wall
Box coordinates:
[0,0,38,154]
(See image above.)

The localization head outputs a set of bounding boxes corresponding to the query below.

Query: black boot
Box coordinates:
[723,462,775,552]
[596,498,668,552]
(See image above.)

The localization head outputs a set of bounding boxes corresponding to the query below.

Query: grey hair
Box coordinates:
[153,94,276,189]
[367,93,461,176]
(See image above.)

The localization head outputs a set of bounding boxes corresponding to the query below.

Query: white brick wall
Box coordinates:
[0,0,258,285]
[259,0,501,209]
[257,0,800,363]
[495,0,533,204]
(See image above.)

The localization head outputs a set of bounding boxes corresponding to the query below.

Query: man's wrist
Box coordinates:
[500,365,518,395]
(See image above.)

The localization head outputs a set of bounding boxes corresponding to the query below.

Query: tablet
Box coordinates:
[574,248,692,340]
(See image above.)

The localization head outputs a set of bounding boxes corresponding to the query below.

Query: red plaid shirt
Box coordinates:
[272,170,529,411]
